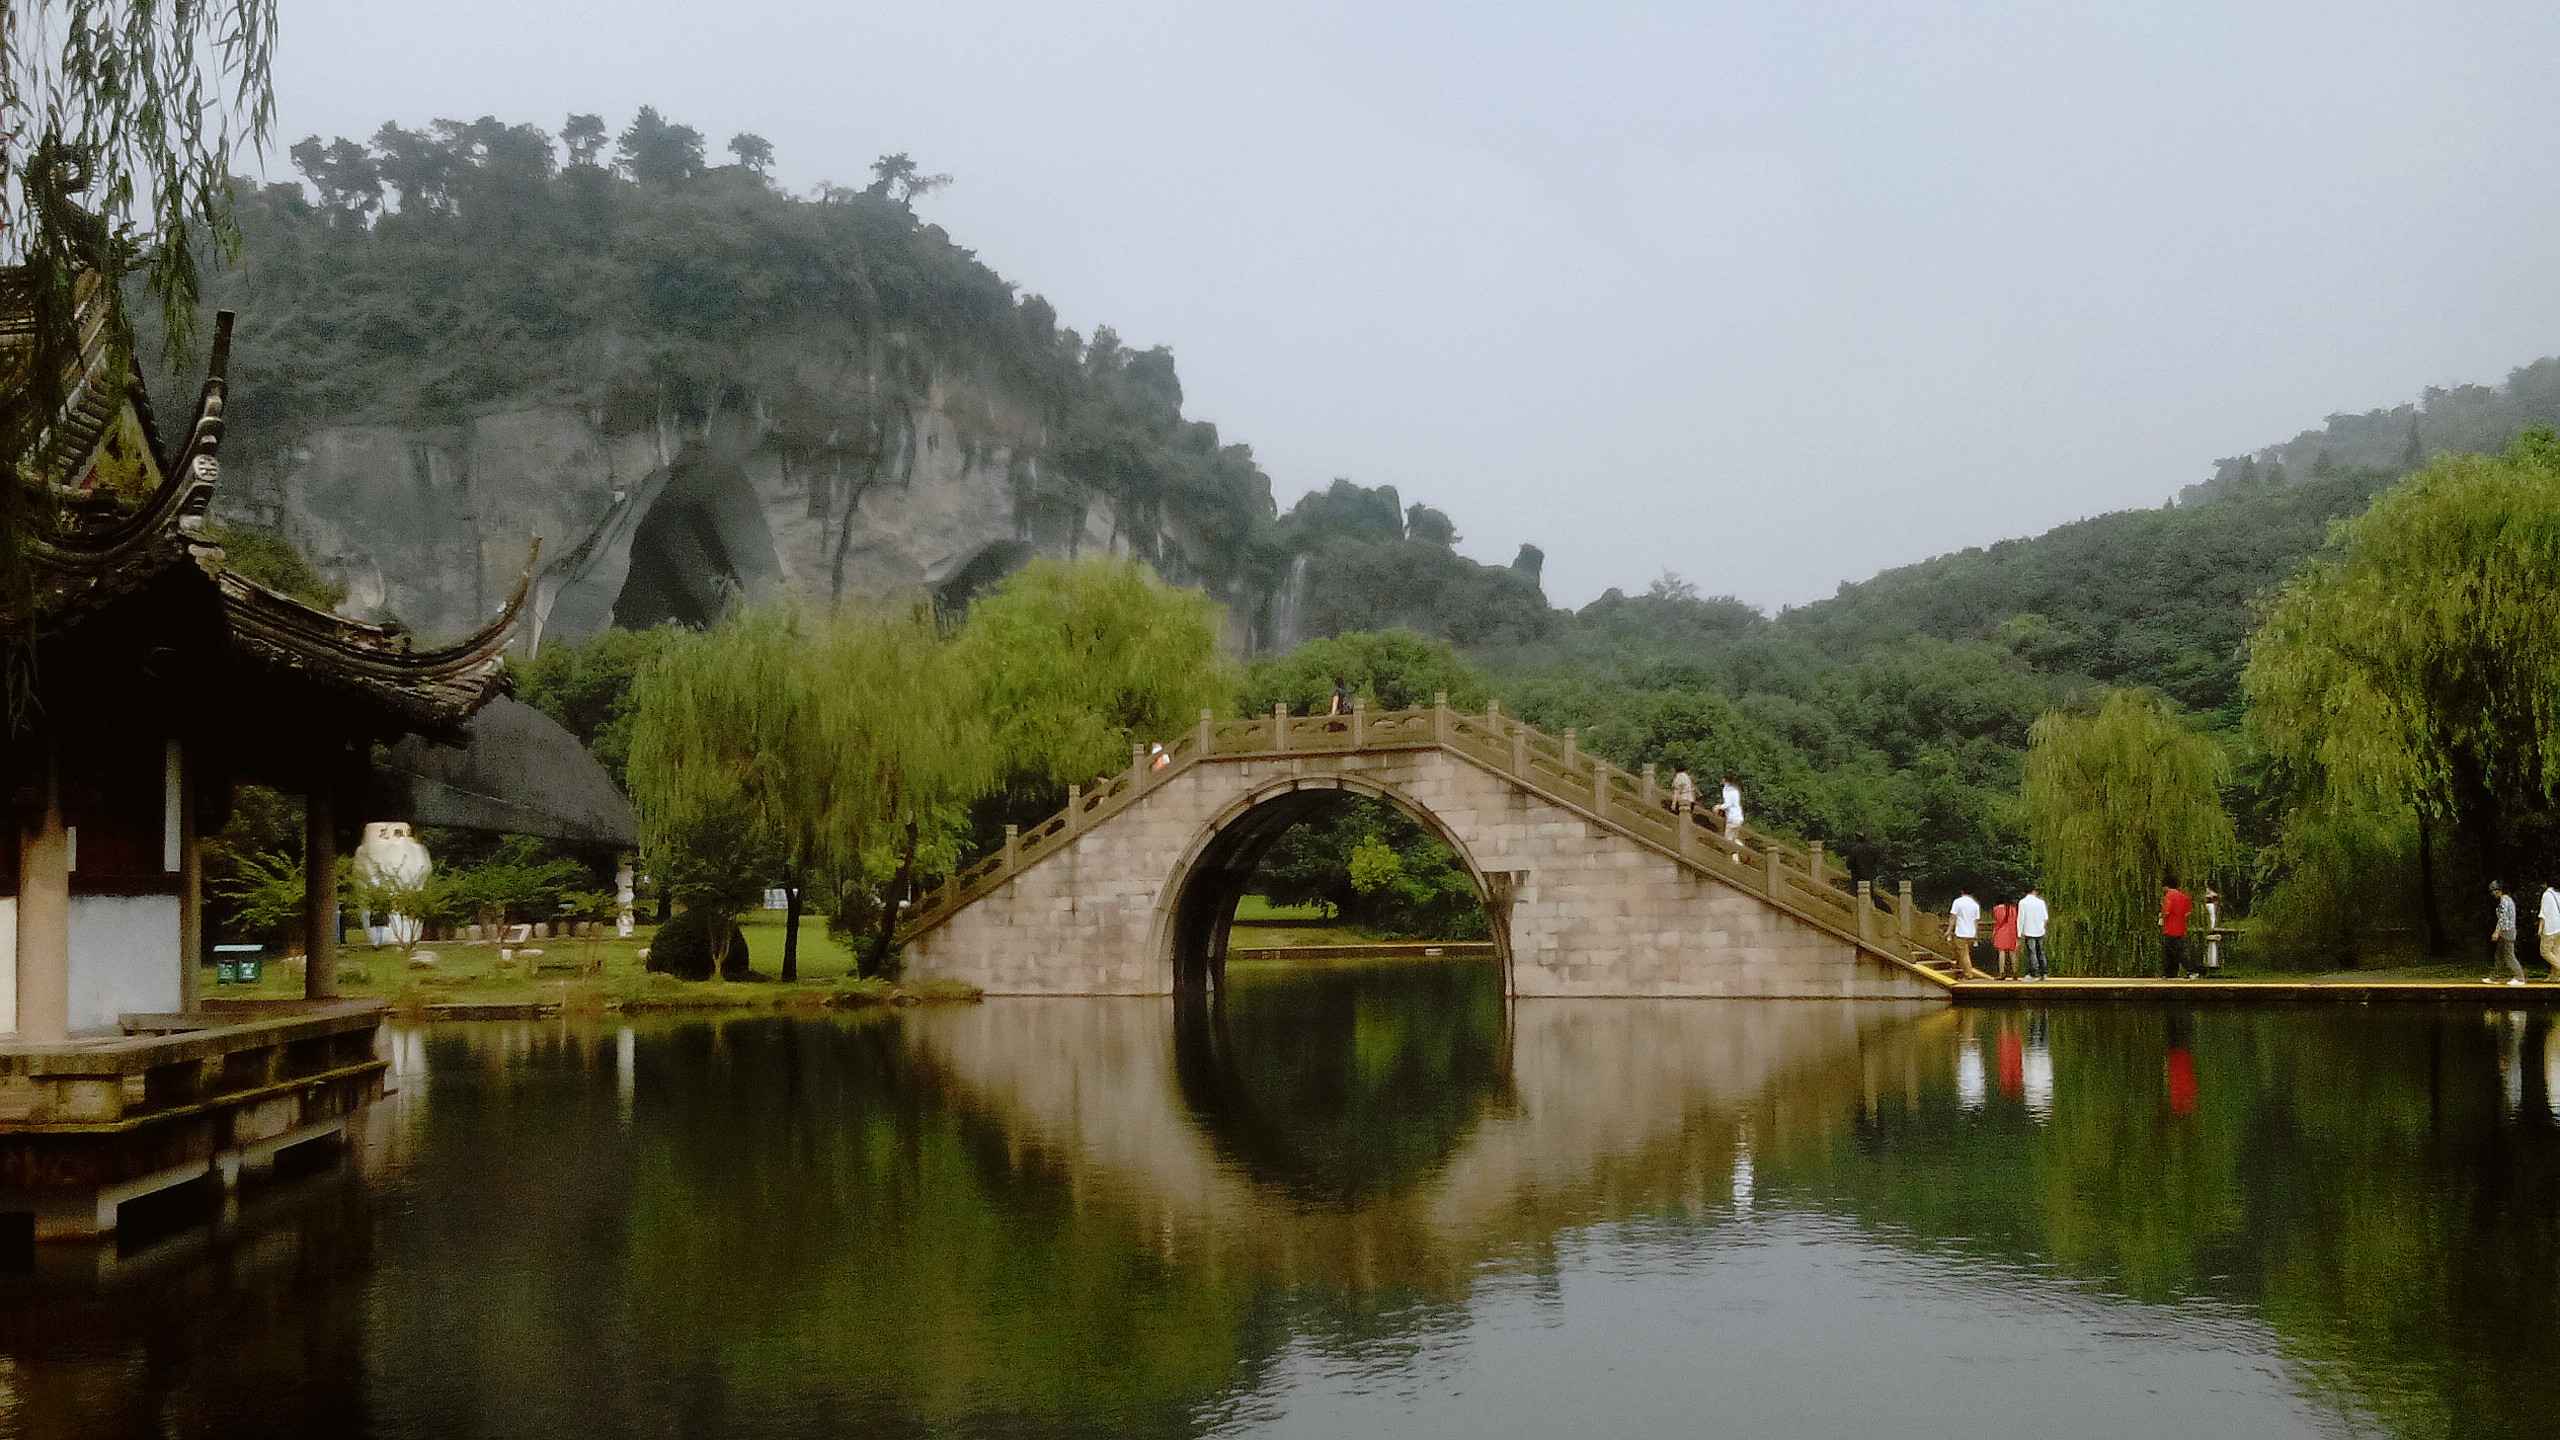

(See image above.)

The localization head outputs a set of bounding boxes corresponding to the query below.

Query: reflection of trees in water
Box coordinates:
[1763,1006,2560,1440]
[1174,959,1510,1208]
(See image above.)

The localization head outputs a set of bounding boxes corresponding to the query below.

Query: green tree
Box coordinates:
[950,556,1232,789]
[865,151,950,205]
[2022,689,2237,974]
[1238,629,1489,716]
[726,132,773,174]
[629,598,991,980]
[2244,430,2560,953]
[616,106,704,186]
[560,113,607,168]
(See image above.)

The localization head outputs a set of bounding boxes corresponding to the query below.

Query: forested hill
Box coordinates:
[2182,356,2560,504]
[159,110,1551,649]
[1769,468,2394,717]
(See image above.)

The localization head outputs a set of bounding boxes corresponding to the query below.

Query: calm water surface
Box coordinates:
[6,960,2559,1439]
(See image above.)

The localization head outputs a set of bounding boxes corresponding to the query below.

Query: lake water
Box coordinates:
[7,959,2558,1439]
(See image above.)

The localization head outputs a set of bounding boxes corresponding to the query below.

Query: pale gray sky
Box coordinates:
[269,0,2560,610]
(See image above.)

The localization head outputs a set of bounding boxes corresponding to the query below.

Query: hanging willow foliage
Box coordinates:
[2022,689,2237,975]
[626,597,994,976]
[2244,429,2560,889]
[947,556,1232,789]
[2,1,275,712]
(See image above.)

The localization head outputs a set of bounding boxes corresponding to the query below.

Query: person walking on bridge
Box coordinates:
[1670,767,1697,819]
[2486,881,2526,985]
[2017,886,2050,980]
[1715,775,1745,842]
[2539,878,2560,980]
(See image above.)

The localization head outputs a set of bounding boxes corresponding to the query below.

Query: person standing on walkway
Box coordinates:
[1328,679,1350,717]
[2539,878,2560,980]
[2017,886,2050,980]
[1947,890,1983,979]
[1991,901,2020,979]
[2487,881,2527,985]
[1716,775,1746,841]
[1670,767,1697,819]
[2160,878,2192,979]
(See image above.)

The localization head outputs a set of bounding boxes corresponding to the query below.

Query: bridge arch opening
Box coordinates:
[1164,779,1508,995]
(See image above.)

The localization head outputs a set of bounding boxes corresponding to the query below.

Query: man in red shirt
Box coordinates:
[2160,878,2193,980]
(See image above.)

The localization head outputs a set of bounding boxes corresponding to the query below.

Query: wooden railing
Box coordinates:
[900,701,1962,986]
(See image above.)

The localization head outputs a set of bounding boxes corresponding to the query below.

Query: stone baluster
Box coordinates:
[1857,880,1877,943]
[1897,880,1916,939]
[1807,841,1826,887]
[1002,824,1019,876]
[1641,763,1658,810]
[1351,696,1366,749]
[1512,724,1529,776]
[1066,785,1084,836]
[1434,691,1449,742]
[1563,727,1579,771]
[1199,708,1214,757]
[1272,702,1289,753]
[1763,842,1788,900]
[1131,743,1146,788]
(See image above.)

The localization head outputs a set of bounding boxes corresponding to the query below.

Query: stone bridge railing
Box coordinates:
[901,701,1965,986]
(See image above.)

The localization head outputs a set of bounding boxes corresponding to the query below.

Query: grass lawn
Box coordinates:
[1227,894,1376,948]
[208,911,973,1015]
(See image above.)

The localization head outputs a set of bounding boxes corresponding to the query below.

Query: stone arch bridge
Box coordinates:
[901,703,1966,1000]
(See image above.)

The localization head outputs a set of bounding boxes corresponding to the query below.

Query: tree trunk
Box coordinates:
[781,858,804,984]
[866,818,920,980]
[2418,809,2448,957]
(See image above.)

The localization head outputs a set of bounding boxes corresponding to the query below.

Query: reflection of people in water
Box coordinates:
[2022,1014,2054,1119]
[2164,1012,2197,1115]
[1997,1020,2024,1101]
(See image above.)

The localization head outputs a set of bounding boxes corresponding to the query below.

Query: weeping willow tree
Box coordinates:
[3,1,276,707]
[627,598,991,980]
[2243,429,2560,958]
[947,555,1232,792]
[2022,689,2237,975]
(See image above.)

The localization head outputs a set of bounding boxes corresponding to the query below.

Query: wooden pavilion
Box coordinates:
[0,275,524,1240]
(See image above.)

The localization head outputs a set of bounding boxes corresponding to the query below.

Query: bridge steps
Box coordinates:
[903,702,1964,991]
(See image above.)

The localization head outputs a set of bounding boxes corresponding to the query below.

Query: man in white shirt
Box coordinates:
[1716,776,1745,841]
[2539,879,2560,980]
[1946,891,1983,979]
[2016,887,2050,980]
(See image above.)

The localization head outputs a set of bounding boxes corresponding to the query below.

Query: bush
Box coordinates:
[646,906,751,981]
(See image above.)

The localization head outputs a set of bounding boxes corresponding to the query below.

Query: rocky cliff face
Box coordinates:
[213,361,1295,654]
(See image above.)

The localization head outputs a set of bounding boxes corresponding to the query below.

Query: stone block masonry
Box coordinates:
[906,735,1944,1001]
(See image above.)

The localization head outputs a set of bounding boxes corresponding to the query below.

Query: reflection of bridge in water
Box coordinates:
[905,991,1962,1294]
[902,703,1969,999]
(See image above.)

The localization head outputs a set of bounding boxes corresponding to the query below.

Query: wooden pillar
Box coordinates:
[304,767,338,1001]
[174,738,203,1013]
[18,741,70,1041]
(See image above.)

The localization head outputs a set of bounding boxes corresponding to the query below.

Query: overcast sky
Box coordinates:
[269,0,2560,610]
